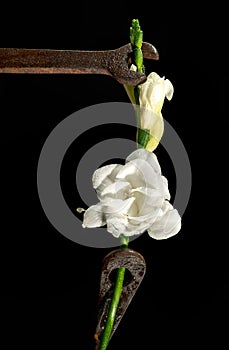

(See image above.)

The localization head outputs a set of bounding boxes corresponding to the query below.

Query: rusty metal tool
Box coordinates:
[94,248,146,349]
[0,42,158,85]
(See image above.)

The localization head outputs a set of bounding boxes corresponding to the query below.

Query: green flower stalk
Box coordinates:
[124,19,150,149]
[98,19,146,350]
[130,19,144,73]
[125,19,174,151]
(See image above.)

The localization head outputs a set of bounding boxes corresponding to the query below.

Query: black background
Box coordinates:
[0,2,228,348]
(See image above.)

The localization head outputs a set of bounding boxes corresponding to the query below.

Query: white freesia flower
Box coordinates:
[82,149,181,240]
[125,69,174,152]
[138,72,174,152]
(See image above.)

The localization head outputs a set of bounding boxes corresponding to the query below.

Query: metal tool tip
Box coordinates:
[142,42,159,60]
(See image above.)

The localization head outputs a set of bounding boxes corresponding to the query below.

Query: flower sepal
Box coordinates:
[137,128,150,149]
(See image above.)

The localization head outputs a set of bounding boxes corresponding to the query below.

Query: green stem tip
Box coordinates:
[130,19,144,73]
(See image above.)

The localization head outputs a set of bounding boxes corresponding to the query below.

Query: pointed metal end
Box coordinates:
[142,42,159,60]
[94,248,146,347]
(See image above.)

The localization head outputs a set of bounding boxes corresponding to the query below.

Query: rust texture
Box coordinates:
[0,48,110,74]
[0,42,159,85]
[95,248,146,345]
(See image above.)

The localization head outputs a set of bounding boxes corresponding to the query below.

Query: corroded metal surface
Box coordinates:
[94,248,146,347]
[0,42,158,85]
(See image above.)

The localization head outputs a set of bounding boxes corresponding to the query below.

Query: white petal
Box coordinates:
[139,72,173,117]
[145,71,161,84]
[129,64,137,71]
[130,187,164,215]
[161,176,171,200]
[140,78,164,113]
[164,79,174,100]
[128,207,161,225]
[147,201,181,239]
[100,181,131,200]
[117,159,162,190]
[82,203,106,228]
[138,109,164,152]
[92,164,122,199]
[103,197,136,216]
[140,82,156,110]
[115,161,145,188]
[126,148,161,174]
[106,215,128,238]
[106,215,149,238]
[139,108,163,134]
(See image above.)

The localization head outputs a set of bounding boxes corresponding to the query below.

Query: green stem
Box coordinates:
[130,19,144,73]
[130,19,149,149]
[98,268,125,350]
[98,19,145,350]
[98,235,129,350]
[120,234,129,248]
